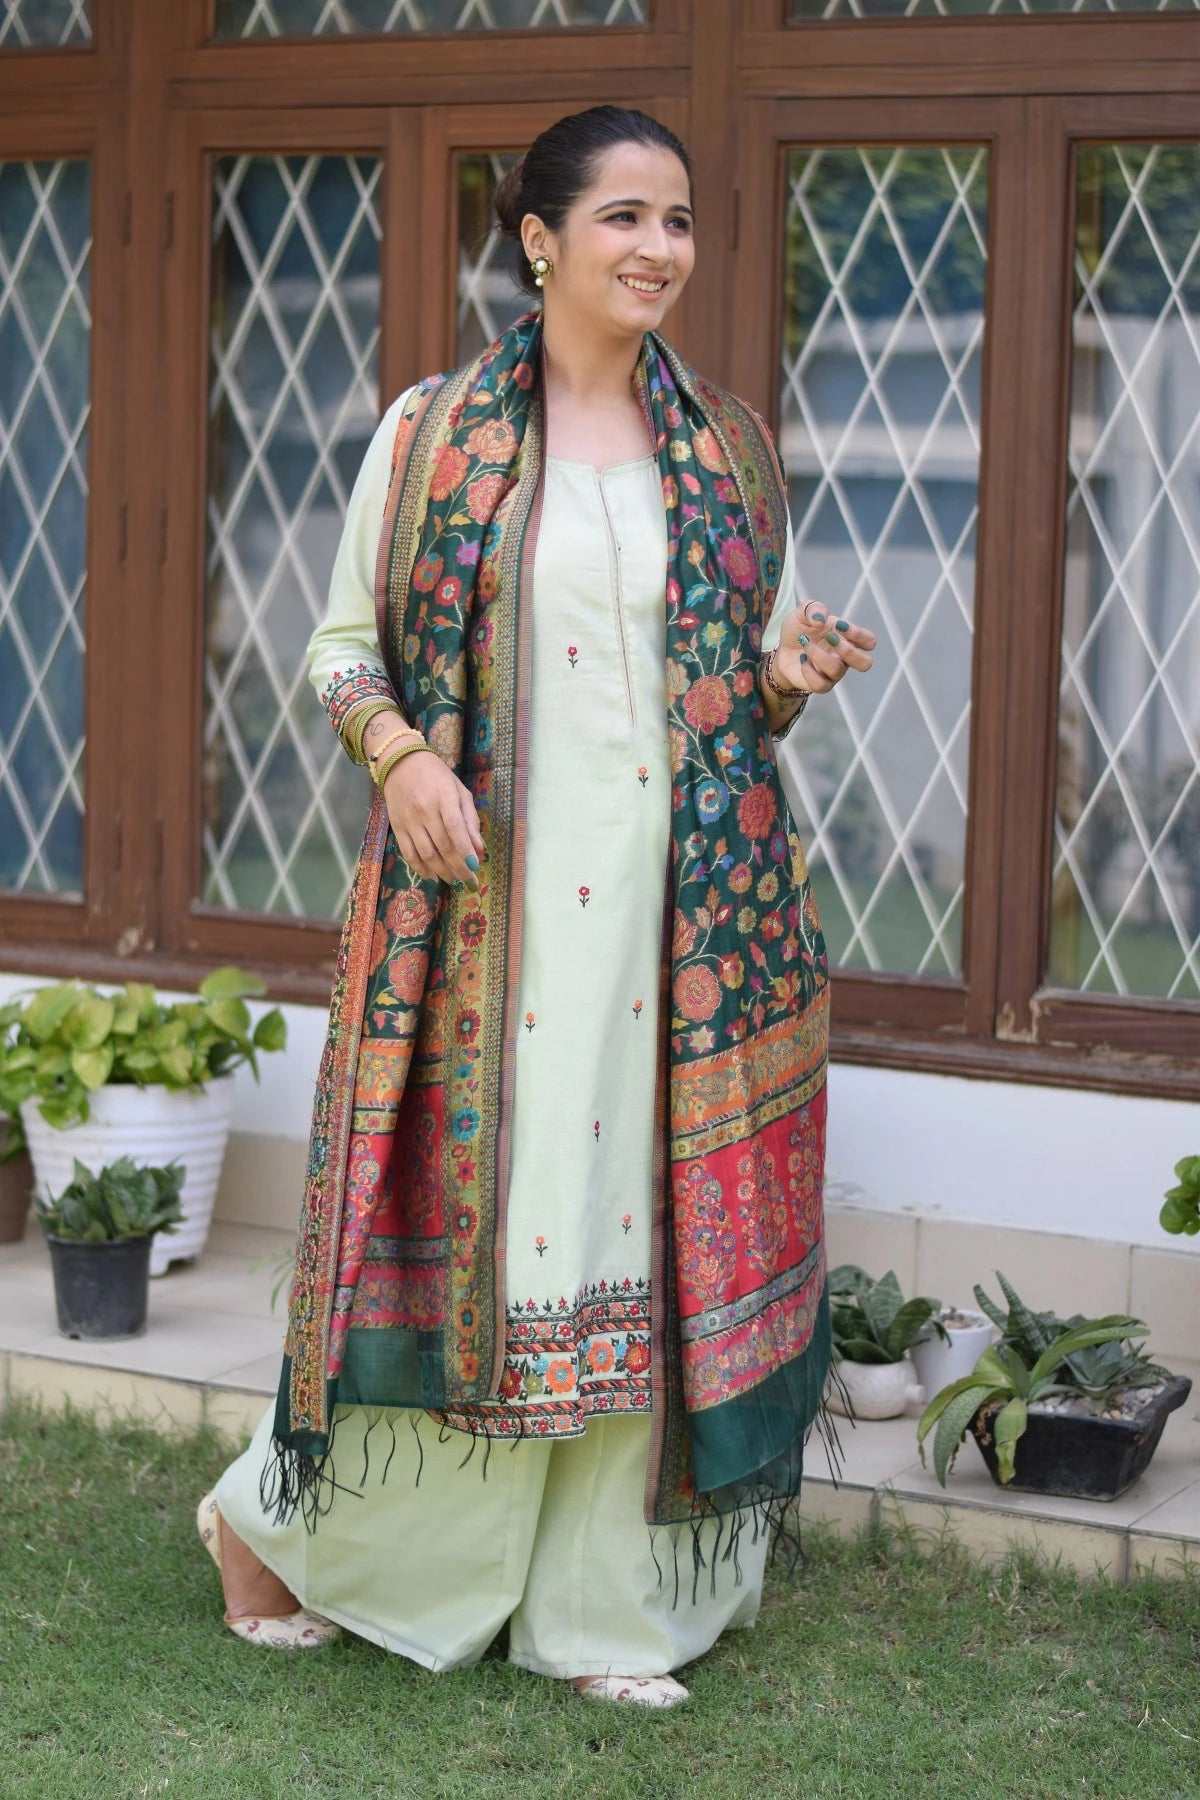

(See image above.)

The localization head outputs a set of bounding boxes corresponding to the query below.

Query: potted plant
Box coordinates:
[909,1304,996,1400]
[0,967,286,1276]
[34,1157,184,1339]
[825,1264,942,1419]
[1160,1155,1200,1238]
[916,1271,1189,1501]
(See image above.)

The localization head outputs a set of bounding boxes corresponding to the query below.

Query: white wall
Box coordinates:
[3,970,1196,1252]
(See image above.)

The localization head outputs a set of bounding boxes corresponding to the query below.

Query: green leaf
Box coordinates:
[883,1296,939,1360]
[835,1337,893,1365]
[123,982,158,1020]
[932,1387,996,1488]
[828,1264,873,1299]
[252,1008,287,1053]
[23,984,82,1043]
[70,1044,114,1092]
[204,998,252,1042]
[63,994,115,1051]
[199,965,266,1003]
[991,1395,1028,1484]
[1028,1318,1145,1389]
[860,1270,904,1342]
[917,1373,997,1447]
[156,1045,196,1086]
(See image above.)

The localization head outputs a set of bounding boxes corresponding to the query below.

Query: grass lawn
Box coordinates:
[2,1399,1198,1800]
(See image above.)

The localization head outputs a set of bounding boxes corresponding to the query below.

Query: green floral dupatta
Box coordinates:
[269,311,835,1531]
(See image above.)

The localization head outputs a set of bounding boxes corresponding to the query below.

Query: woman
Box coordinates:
[199,105,875,1709]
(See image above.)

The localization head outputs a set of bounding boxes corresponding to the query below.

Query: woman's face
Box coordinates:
[522,140,695,339]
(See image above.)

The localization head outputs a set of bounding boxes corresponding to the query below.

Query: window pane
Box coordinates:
[214,0,645,36]
[789,1,1199,17]
[0,0,92,47]
[204,154,381,919]
[1050,145,1200,1002]
[457,153,528,362]
[777,146,987,977]
[0,159,89,895]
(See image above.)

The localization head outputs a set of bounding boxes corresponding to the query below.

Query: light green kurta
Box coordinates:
[306,395,799,1440]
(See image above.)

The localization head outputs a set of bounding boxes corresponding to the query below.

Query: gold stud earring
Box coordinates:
[531,255,553,288]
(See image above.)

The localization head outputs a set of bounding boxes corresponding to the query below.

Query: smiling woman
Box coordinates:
[203,103,872,1713]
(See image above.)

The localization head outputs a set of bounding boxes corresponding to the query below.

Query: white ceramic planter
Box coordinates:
[826,1354,923,1420]
[909,1310,996,1400]
[21,1077,236,1277]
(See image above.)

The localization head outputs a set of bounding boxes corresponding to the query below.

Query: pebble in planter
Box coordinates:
[916,1270,1187,1501]
[33,1156,185,1340]
[826,1264,941,1420]
[0,967,286,1277]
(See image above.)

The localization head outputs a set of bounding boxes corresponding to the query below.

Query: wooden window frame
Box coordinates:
[0,0,1195,1096]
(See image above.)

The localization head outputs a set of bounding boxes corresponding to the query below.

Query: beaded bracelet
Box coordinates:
[373,738,432,790]
[761,648,810,703]
[368,725,423,770]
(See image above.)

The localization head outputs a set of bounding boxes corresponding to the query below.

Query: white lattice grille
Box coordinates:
[776,146,988,977]
[0,159,89,895]
[1050,145,1200,1002]
[204,154,381,919]
[458,153,530,362]
[790,0,1198,16]
[0,0,91,46]
[215,0,644,34]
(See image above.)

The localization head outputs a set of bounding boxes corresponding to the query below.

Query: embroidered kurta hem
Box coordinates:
[269,313,838,1534]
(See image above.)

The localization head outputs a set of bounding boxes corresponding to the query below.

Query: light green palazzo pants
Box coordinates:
[215,1403,770,1677]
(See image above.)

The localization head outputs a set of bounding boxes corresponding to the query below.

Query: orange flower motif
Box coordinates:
[428,442,469,501]
[384,889,435,936]
[683,675,733,734]
[545,1358,576,1394]
[525,1011,536,1032]
[387,948,427,1004]
[586,1339,616,1374]
[672,910,697,959]
[368,919,387,973]
[623,1340,651,1374]
[465,418,518,464]
[737,783,778,840]
[673,963,722,1023]
[693,427,728,473]
[466,473,508,523]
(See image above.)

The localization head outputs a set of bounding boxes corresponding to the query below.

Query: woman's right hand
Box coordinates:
[382,751,486,891]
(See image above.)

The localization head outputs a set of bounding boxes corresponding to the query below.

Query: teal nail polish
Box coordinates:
[835,618,849,632]
[799,651,809,664]
[466,854,479,870]
[799,634,810,647]
[825,631,840,647]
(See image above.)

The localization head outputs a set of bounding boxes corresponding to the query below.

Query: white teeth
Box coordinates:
[620,276,666,294]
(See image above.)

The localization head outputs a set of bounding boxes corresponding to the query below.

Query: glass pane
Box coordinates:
[204,154,381,919]
[0,1,92,47]
[457,153,528,362]
[789,1,1199,16]
[1050,145,1200,1002]
[776,145,988,977]
[0,158,89,895]
[214,0,645,36]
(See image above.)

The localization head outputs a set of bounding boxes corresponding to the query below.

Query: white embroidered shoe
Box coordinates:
[195,1490,340,1649]
[573,1674,690,1708]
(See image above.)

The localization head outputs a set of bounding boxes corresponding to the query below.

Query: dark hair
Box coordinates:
[493,106,693,296]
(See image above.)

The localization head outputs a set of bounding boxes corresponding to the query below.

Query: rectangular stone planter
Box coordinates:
[970,1375,1193,1501]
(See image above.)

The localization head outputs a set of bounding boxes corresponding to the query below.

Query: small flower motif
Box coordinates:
[632,998,643,1020]
[567,644,579,668]
[594,1119,601,1142]
[578,885,590,908]
[621,1213,632,1235]
[525,1011,536,1033]
[637,765,649,787]
[534,1234,548,1258]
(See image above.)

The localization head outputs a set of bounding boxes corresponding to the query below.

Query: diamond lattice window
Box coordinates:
[204,154,381,919]
[0,1,92,47]
[776,145,988,977]
[1050,145,1200,1002]
[458,153,529,363]
[214,0,645,35]
[789,0,1198,16]
[0,159,90,895]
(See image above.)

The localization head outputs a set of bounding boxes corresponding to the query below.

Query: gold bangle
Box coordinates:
[373,739,432,790]
[368,725,423,769]
[346,701,397,764]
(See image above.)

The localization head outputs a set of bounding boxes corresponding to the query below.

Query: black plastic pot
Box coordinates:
[46,1234,152,1339]
[970,1375,1193,1501]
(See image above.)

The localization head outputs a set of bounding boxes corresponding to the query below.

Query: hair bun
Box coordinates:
[492,158,527,238]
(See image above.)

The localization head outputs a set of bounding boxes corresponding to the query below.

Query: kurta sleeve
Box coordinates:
[760,508,801,657]
[306,387,416,764]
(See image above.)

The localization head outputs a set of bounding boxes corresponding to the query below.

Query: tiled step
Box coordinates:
[3,1218,1198,1579]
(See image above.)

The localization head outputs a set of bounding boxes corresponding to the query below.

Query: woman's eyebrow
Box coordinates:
[592,196,695,219]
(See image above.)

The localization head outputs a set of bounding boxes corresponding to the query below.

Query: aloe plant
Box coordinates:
[829,1265,942,1365]
[916,1313,1148,1487]
[973,1271,1170,1405]
[35,1157,184,1243]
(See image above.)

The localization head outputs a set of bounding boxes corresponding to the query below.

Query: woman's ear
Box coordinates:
[520,214,550,267]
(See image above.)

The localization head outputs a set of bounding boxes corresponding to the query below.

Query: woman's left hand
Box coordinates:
[772,599,877,697]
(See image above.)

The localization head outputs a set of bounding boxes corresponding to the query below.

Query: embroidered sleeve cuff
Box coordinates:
[771,692,809,743]
[321,664,403,763]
